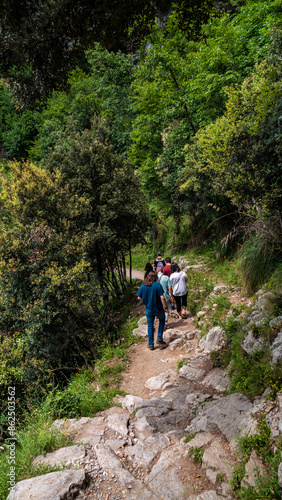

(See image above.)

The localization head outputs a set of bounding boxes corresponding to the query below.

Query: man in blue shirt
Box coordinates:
[137,271,167,350]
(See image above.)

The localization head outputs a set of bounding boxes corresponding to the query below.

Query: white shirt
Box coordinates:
[170,271,188,296]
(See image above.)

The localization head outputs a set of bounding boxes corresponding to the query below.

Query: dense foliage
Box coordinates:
[0,0,215,105]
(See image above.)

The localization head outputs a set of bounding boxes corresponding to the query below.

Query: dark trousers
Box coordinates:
[173,293,187,313]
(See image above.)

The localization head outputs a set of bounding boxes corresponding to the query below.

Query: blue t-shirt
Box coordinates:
[137,282,164,314]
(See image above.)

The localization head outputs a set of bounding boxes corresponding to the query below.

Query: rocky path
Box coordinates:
[8,269,282,500]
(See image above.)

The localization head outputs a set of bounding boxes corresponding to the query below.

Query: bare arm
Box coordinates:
[160,294,167,310]
[168,286,174,301]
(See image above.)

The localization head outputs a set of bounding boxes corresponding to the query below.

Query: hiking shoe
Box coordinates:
[148,344,154,350]
[156,339,166,345]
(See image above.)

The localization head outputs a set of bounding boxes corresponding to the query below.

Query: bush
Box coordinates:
[238,237,281,293]
[231,417,281,499]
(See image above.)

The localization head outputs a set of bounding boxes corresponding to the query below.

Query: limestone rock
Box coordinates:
[137,316,147,327]
[202,368,230,392]
[145,370,178,391]
[53,416,106,447]
[177,257,190,268]
[7,469,86,500]
[124,434,170,467]
[272,344,282,364]
[179,365,205,381]
[95,443,135,489]
[272,331,282,348]
[33,445,85,468]
[269,316,282,329]
[241,331,265,355]
[186,393,257,450]
[184,431,214,450]
[106,438,127,451]
[121,394,146,413]
[241,450,267,488]
[271,331,282,363]
[185,391,211,408]
[134,416,155,440]
[124,440,157,467]
[135,400,171,419]
[184,264,204,271]
[132,324,147,338]
[196,491,225,499]
[145,446,194,499]
[198,327,225,353]
[255,291,276,311]
[202,439,236,481]
[197,310,206,318]
[278,460,282,488]
[278,394,282,433]
[106,413,129,436]
[168,337,186,350]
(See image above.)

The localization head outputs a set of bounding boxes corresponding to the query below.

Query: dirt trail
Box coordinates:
[121,270,199,398]
[120,314,196,399]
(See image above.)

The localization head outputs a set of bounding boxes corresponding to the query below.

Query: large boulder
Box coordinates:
[33,445,85,468]
[7,469,86,500]
[202,368,230,392]
[186,393,257,450]
[198,327,225,353]
[145,370,178,391]
[241,331,265,355]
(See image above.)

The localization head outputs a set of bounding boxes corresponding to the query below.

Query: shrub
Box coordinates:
[238,237,281,293]
[188,447,204,464]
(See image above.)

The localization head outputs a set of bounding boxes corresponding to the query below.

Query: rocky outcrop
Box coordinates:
[240,288,282,363]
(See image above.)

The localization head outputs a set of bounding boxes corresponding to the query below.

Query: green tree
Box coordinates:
[182,55,282,210]
[130,0,281,229]
[30,44,134,162]
[0,118,148,376]
[181,35,282,250]
[0,84,38,160]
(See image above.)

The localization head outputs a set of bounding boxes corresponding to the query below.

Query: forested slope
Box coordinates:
[0,2,281,496]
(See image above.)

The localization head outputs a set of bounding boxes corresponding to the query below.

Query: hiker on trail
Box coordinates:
[144,262,153,278]
[156,262,164,281]
[137,271,167,350]
[163,257,175,309]
[153,252,165,270]
[163,257,172,277]
[159,273,174,328]
[170,263,188,319]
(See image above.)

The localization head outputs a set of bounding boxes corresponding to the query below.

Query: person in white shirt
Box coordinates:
[170,263,188,319]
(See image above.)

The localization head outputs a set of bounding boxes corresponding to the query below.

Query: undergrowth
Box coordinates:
[209,315,282,401]
[188,447,204,464]
[237,238,282,293]
[231,416,281,499]
[0,413,72,500]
